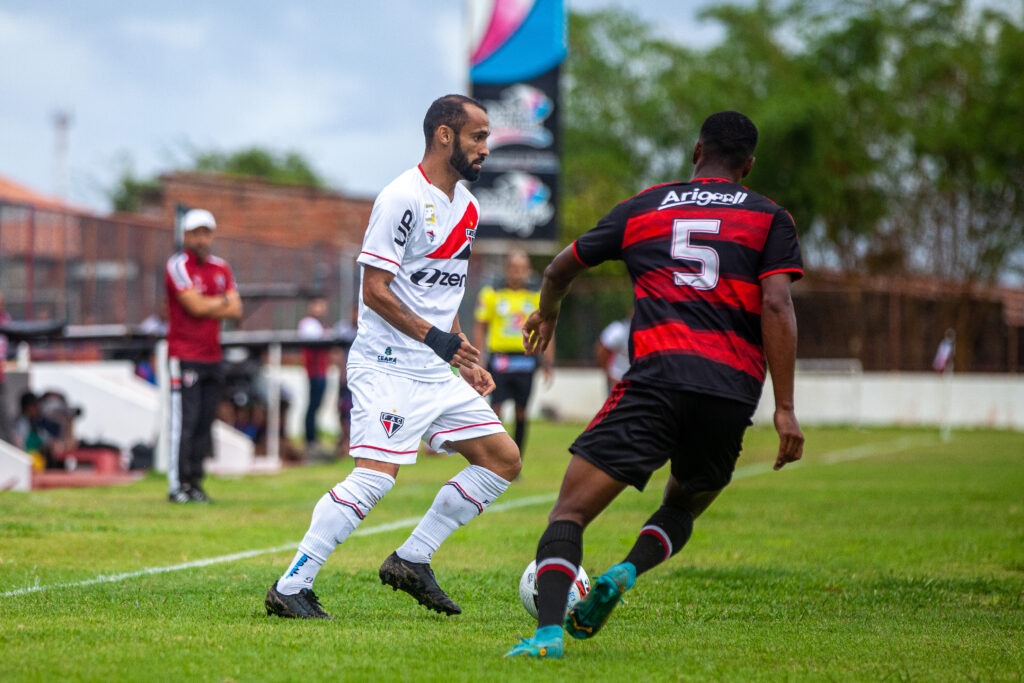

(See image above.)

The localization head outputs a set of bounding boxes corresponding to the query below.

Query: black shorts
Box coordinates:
[488,354,536,408]
[570,381,755,491]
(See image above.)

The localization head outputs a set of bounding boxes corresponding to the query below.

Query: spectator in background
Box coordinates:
[933,328,956,373]
[473,248,553,459]
[165,208,243,504]
[594,312,631,394]
[0,291,13,443]
[333,305,358,459]
[298,296,331,461]
[13,391,66,470]
[134,301,169,385]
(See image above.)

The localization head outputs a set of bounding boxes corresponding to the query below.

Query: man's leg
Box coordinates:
[507,454,626,658]
[267,459,397,619]
[169,360,202,501]
[304,376,326,449]
[381,432,520,615]
[188,364,221,500]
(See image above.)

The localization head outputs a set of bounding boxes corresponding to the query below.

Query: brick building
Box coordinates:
[136,171,373,250]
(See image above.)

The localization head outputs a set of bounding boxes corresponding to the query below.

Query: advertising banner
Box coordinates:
[469,0,566,244]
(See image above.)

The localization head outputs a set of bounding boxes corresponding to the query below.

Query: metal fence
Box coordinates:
[0,201,359,332]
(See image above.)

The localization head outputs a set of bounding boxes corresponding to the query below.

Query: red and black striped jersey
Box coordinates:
[572,177,803,406]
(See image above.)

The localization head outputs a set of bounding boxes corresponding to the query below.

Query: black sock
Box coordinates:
[535,520,583,628]
[623,505,693,576]
[513,418,527,457]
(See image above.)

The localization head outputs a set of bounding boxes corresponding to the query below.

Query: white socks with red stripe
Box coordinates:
[396,465,510,564]
[276,467,395,595]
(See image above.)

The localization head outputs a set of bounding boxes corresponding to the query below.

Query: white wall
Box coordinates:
[27,361,256,475]
[13,363,1023,471]
[524,368,1023,431]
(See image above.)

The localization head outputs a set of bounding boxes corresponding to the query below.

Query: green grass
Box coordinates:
[1,423,1022,682]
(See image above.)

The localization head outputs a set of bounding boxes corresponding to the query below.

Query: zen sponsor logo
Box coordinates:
[379,412,405,438]
[410,268,467,288]
[658,189,748,209]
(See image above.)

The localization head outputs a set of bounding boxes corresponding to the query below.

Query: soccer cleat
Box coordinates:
[168,489,191,504]
[264,582,332,619]
[187,486,213,503]
[379,552,461,615]
[564,562,636,639]
[505,625,564,659]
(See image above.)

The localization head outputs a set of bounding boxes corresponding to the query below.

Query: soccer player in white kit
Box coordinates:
[266,94,521,618]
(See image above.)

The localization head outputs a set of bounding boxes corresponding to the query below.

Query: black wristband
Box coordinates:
[423,326,462,363]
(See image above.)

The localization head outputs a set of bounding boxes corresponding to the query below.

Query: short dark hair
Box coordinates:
[699,111,758,169]
[20,391,38,413]
[423,94,486,149]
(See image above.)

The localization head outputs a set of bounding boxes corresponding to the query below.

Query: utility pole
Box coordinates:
[53,109,72,199]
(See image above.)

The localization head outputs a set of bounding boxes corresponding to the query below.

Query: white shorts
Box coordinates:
[347,366,506,465]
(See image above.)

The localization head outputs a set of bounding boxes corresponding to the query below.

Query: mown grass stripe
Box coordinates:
[0,437,933,598]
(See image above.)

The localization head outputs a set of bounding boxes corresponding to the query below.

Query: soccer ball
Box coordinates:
[518,559,591,619]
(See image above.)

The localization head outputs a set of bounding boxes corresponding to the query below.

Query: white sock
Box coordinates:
[396,465,510,564]
[277,467,395,594]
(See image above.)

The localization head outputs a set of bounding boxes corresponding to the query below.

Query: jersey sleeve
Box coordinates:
[357,184,415,274]
[221,261,237,292]
[759,208,804,281]
[165,254,194,294]
[474,286,495,324]
[572,200,631,267]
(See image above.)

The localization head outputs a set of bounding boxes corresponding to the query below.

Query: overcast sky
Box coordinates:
[0,1,727,213]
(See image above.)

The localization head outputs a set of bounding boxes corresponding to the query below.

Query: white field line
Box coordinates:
[0,436,935,599]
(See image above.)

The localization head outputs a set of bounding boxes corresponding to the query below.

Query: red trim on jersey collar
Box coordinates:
[417,164,432,184]
[692,177,734,184]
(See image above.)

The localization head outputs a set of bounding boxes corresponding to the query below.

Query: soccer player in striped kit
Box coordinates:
[164,208,242,503]
[508,111,805,659]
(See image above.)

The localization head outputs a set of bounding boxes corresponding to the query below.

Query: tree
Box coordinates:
[108,147,326,212]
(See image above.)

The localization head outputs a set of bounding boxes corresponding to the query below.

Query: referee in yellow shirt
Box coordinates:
[474,249,553,459]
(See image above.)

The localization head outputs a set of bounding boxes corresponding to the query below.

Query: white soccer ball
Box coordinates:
[518,559,591,619]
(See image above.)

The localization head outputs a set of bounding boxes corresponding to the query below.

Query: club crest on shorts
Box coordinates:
[379,412,405,438]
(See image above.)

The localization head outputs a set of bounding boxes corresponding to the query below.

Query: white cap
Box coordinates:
[182,208,216,231]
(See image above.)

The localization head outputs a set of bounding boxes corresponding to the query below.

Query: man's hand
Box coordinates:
[424,326,481,367]
[450,338,482,369]
[459,364,495,397]
[522,310,557,355]
[773,408,804,470]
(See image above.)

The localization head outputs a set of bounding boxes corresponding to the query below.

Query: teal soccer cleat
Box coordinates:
[564,562,636,639]
[505,625,564,659]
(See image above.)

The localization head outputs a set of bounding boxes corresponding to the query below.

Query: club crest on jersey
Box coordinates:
[377,346,397,365]
[380,412,405,438]
[424,203,437,225]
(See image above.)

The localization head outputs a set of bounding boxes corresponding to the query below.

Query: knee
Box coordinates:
[488,437,521,481]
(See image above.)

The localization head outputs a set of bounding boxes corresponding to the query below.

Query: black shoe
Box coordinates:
[265,582,332,619]
[168,489,191,504]
[187,486,213,503]
[379,551,461,615]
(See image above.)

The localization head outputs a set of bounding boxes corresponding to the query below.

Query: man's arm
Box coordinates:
[361,265,480,368]
[761,273,804,470]
[522,244,588,355]
[177,288,242,320]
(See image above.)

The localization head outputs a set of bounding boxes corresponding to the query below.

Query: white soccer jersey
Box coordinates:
[349,165,480,382]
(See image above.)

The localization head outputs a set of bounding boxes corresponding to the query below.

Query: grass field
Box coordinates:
[1,423,1022,682]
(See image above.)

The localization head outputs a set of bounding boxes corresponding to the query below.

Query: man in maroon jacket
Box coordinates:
[164,208,243,503]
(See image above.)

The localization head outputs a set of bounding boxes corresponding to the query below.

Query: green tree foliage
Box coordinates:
[191,148,325,188]
[108,147,325,212]
[563,0,1024,285]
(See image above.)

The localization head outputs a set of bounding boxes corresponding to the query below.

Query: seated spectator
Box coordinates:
[13,391,65,470]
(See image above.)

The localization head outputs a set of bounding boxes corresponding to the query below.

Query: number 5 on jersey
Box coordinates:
[672,219,721,290]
